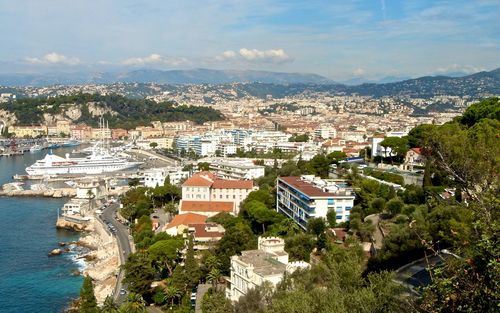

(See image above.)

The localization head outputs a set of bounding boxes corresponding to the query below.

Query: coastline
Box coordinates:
[77,218,120,303]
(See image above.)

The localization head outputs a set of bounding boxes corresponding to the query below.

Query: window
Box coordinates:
[336,215,342,220]
[345,206,352,211]
[328,199,334,205]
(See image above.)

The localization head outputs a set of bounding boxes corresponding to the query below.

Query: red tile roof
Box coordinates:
[180,201,234,213]
[189,223,225,239]
[212,179,254,189]
[182,171,216,187]
[166,213,207,229]
[411,148,423,155]
[279,176,338,197]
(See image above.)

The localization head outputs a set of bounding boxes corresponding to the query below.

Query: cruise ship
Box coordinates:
[25,150,142,175]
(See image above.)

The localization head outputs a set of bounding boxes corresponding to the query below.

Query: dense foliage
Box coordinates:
[0,93,224,128]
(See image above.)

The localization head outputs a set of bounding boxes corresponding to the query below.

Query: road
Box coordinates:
[99,202,133,304]
[129,148,179,167]
[365,214,384,250]
[195,284,211,313]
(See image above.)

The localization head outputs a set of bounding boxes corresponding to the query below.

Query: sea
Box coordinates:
[0,149,84,313]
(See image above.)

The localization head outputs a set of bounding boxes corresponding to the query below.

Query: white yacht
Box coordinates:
[29,144,44,152]
[26,149,141,175]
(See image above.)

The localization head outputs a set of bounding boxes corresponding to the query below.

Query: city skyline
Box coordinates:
[0,0,499,80]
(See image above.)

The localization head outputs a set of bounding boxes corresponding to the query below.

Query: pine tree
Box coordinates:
[185,235,201,287]
[80,275,99,313]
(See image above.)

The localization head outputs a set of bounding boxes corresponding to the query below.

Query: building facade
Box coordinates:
[276,175,355,229]
[226,237,309,302]
[208,159,265,180]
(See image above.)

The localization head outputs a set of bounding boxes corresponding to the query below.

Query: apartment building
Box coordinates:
[142,167,190,187]
[276,175,355,229]
[208,159,265,180]
[10,125,47,138]
[226,237,309,302]
[180,171,257,215]
[70,125,93,140]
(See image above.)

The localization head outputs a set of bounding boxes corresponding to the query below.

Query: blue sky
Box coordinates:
[0,0,498,80]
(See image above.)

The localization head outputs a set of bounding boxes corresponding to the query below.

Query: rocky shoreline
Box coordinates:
[78,219,120,304]
[54,218,121,306]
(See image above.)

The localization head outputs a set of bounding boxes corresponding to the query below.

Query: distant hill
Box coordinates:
[0,67,498,99]
[0,69,333,86]
[346,68,500,98]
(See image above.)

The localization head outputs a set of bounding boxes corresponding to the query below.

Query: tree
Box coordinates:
[285,233,316,262]
[326,151,347,163]
[198,162,210,171]
[386,198,404,217]
[185,235,201,287]
[85,189,95,216]
[101,296,119,313]
[123,252,155,295]
[120,293,147,313]
[326,210,337,228]
[306,154,331,178]
[207,268,222,289]
[149,142,158,149]
[216,222,256,273]
[204,255,221,271]
[202,288,232,313]
[307,217,326,237]
[242,200,283,234]
[163,285,182,308]
[80,276,98,313]
[380,137,408,164]
[148,238,184,276]
[370,197,386,213]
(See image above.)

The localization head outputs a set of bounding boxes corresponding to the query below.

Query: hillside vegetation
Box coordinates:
[0,93,224,129]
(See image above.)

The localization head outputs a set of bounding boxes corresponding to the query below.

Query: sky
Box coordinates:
[0,0,499,80]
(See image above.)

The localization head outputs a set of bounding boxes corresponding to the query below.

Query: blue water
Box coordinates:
[0,149,83,313]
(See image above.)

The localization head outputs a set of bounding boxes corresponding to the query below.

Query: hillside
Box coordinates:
[0,93,224,129]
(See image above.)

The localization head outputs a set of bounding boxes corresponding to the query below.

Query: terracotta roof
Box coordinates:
[182,171,216,187]
[180,201,234,213]
[212,179,254,189]
[165,213,207,229]
[411,148,423,155]
[279,176,338,198]
[189,223,225,239]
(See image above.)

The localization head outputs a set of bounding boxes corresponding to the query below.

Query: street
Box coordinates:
[99,202,133,304]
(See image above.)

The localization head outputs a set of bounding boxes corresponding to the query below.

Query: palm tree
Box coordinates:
[86,189,94,216]
[101,296,119,313]
[207,268,222,290]
[205,255,221,272]
[120,293,146,313]
[163,285,181,308]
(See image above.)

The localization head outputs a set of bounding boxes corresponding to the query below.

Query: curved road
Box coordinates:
[365,213,384,250]
[99,202,133,303]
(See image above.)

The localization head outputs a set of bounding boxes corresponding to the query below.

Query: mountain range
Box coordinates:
[0,67,498,98]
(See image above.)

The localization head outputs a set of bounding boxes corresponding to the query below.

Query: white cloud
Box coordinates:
[25,52,80,65]
[122,53,189,66]
[352,68,366,76]
[216,48,293,63]
[434,64,485,74]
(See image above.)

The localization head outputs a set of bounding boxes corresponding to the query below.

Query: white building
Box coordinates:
[207,158,265,180]
[226,237,310,302]
[276,175,355,229]
[61,199,89,216]
[142,167,190,187]
[314,125,337,139]
[76,179,105,200]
